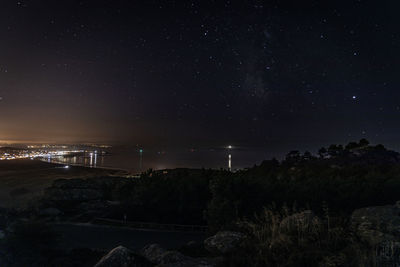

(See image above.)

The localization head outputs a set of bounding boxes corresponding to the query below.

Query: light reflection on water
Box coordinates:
[49,151,104,169]
[46,147,269,173]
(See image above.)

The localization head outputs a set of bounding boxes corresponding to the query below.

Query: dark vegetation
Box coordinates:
[110,169,214,224]
[106,139,400,230]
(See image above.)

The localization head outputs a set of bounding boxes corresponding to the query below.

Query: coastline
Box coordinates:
[0,159,131,209]
[39,157,133,173]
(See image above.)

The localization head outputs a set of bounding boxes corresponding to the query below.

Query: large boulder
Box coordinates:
[204,231,245,254]
[94,246,151,267]
[351,202,400,245]
[141,244,189,265]
[351,201,400,265]
[141,244,167,264]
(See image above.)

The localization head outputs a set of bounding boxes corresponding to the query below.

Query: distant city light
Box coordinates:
[0,147,84,161]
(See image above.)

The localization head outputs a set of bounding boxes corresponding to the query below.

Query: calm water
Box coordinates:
[46,146,271,173]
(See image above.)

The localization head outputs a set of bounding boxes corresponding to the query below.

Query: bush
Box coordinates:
[230,206,372,267]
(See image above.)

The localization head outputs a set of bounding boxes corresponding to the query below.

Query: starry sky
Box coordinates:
[0,0,399,156]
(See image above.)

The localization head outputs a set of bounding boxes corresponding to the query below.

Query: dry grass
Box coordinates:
[234,206,370,267]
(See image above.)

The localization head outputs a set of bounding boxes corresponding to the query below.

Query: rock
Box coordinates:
[156,257,218,267]
[156,250,189,264]
[141,244,167,264]
[351,202,400,246]
[280,210,321,231]
[94,246,151,267]
[351,202,400,265]
[204,231,245,254]
[141,244,189,264]
[38,207,62,216]
[141,244,218,267]
[155,254,219,267]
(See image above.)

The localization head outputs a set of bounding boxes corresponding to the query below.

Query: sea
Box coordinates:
[46,145,271,173]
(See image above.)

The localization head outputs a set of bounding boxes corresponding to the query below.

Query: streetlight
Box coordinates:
[227,145,233,171]
[139,149,143,172]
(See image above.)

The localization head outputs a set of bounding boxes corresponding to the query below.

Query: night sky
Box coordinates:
[1,0,399,156]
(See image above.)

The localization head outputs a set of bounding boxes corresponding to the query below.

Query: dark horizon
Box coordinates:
[2,138,399,172]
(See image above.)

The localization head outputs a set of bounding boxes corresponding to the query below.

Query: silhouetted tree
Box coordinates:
[359,138,370,147]
[345,142,359,150]
[327,144,344,157]
[285,150,301,162]
[303,151,313,160]
[318,147,328,158]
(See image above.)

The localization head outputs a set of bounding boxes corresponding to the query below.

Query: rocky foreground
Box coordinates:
[90,201,400,267]
[94,231,244,267]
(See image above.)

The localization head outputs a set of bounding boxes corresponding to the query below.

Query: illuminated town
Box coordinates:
[0,143,110,165]
[0,146,84,161]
